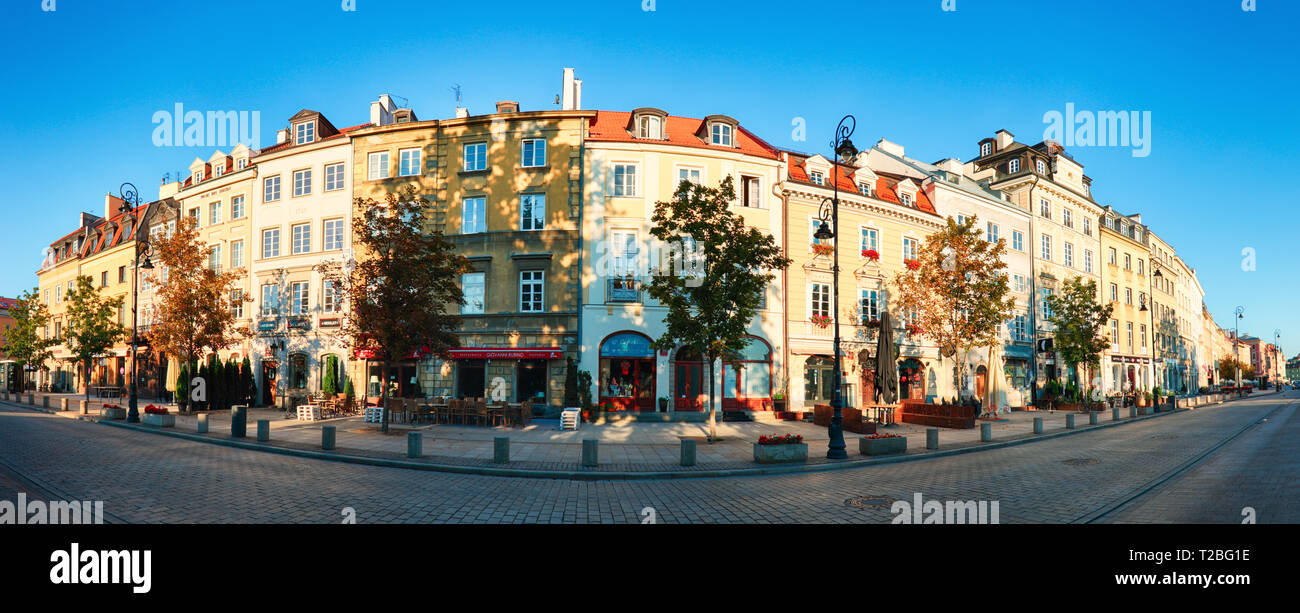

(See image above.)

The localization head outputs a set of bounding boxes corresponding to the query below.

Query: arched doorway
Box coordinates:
[975,365,988,401]
[673,346,705,412]
[723,337,773,410]
[858,349,875,406]
[599,332,655,411]
[804,356,834,406]
[899,358,924,401]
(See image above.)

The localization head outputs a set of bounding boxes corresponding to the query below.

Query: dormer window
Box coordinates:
[858,182,871,196]
[638,115,662,139]
[710,123,732,147]
[294,121,315,145]
[809,171,824,185]
[1008,158,1021,173]
[1036,159,1046,174]
[215,164,225,177]
[980,142,991,157]
[900,193,913,207]
[192,170,203,184]
[237,158,247,170]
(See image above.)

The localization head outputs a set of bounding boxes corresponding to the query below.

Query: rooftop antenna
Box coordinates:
[450,84,462,105]
[388,93,410,108]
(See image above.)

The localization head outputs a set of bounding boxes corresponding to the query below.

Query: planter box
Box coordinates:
[859,436,907,456]
[142,413,176,428]
[99,407,127,420]
[753,443,808,464]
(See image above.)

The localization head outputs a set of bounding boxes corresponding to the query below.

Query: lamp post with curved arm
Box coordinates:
[118,183,154,423]
[812,115,858,460]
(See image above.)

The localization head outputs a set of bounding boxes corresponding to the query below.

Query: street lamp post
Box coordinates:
[813,115,858,460]
[119,183,154,424]
[1235,306,1244,397]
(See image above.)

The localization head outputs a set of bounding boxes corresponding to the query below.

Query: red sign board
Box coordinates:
[447,348,562,360]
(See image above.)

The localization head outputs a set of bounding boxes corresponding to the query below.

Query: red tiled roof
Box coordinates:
[255,122,371,157]
[586,111,779,159]
[47,206,146,264]
[785,153,938,216]
[0,297,18,310]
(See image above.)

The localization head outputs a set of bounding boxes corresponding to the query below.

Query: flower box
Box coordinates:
[812,243,834,256]
[859,435,907,456]
[904,258,921,270]
[861,249,880,261]
[142,413,176,428]
[753,442,809,464]
[99,406,127,420]
[809,315,832,329]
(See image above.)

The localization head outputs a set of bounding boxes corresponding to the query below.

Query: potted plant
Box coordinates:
[141,404,175,428]
[753,433,808,463]
[859,432,906,456]
[772,389,787,413]
[99,403,127,420]
[812,243,834,257]
[904,258,921,271]
[657,396,669,412]
[861,249,880,261]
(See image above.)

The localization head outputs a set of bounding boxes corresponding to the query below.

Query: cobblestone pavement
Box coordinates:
[0,391,1293,523]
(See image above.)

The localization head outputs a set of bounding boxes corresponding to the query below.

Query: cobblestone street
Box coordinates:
[0,391,1294,523]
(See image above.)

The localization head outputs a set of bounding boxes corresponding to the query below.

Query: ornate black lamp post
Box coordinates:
[1235,306,1245,395]
[118,183,154,423]
[812,115,858,460]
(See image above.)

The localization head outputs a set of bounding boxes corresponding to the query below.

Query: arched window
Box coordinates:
[288,353,308,390]
[599,332,655,411]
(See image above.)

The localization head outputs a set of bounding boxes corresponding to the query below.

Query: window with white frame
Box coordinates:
[193,169,203,184]
[399,148,422,176]
[860,227,878,253]
[1109,247,1117,265]
[1140,324,1147,348]
[260,284,278,316]
[290,281,309,315]
[1125,287,1132,305]
[1064,242,1074,267]
[237,158,247,170]
[809,170,824,185]
[1040,234,1052,260]
[323,280,342,313]
[1124,253,1131,270]
[262,228,280,258]
[210,200,222,225]
[189,207,201,227]
[957,214,968,226]
[230,289,243,319]
[294,121,315,145]
[1012,230,1024,251]
[1137,259,1144,275]
[462,197,486,234]
[1084,249,1093,273]
[1036,159,1046,174]
[1013,274,1026,293]
[293,169,312,197]
[462,273,485,314]
[519,271,543,312]
[903,236,919,261]
[980,142,991,156]
[520,194,545,231]
[292,223,310,254]
[230,240,243,269]
[463,143,487,172]
[858,181,873,196]
[612,163,638,197]
[1111,320,1119,345]
[368,152,390,180]
[638,115,662,139]
[208,244,222,272]
[1011,315,1028,341]
[1039,199,1051,218]
[324,163,345,191]
[899,192,913,207]
[1008,158,1020,173]
[809,283,831,319]
[1040,288,1053,318]
[1063,208,1073,228]
[986,222,999,244]
[711,123,732,147]
[521,139,546,167]
[676,166,701,186]
[215,163,225,177]
[1110,283,1119,302]
[859,289,880,323]
[740,175,762,208]
[1083,218,1092,236]
[231,195,245,220]
[264,176,281,202]
[323,219,344,251]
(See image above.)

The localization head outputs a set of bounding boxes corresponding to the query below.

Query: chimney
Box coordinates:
[875,138,905,158]
[105,194,125,219]
[276,128,289,144]
[936,158,964,175]
[996,129,1014,149]
[562,68,582,111]
[455,107,469,119]
[495,100,519,114]
[371,94,395,126]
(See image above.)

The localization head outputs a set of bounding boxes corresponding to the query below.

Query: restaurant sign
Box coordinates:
[319,317,341,329]
[257,320,278,332]
[1110,356,1151,364]
[447,348,563,360]
[287,317,312,331]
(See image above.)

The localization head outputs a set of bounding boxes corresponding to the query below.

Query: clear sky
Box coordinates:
[1,0,1295,357]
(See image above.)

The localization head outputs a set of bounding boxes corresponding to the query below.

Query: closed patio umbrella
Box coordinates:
[874,310,898,406]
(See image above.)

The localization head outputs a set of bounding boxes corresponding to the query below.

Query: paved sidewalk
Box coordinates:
[6,387,1277,476]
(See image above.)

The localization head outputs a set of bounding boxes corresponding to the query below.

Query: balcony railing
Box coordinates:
[606,276,641,304]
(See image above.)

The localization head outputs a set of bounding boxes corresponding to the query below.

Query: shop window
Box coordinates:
[289,353,308,390]
[723,337,772,400]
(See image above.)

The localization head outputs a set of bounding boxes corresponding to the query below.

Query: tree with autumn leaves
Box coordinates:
[3,288,57,392]
[145,214,249,409]
[893,215,1016,403]
[317,185,469,433]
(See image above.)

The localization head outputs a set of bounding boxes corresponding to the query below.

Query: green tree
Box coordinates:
[316,184,469,433]
[1045,277,1113,395]
[3,288,56,392]
[64,276,127,404]
[322,355,338,395]
[240,356,256,406]
[643,176,791,441]
[175,362,190,409]
[893,215,1016,405]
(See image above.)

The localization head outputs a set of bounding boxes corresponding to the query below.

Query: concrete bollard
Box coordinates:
[60,398,68,412]
[980,422,992,442]
[43,396,49,408]
[80,400,88,415]
[197,414,209,434]
[407,432,422,458]
[680,439,697,466]
[925,428,939,450]
[582,439,599,466]
[1066,414,1076,429]
[493,437,509,464]
[27,393,34,405]
[1033,417,1044,434]
[256,419,270,442]
[1089,412,1099,425]
[230,406,247,438]
[1129,406,1137,419]
[322,426,336,450]
[1112,408,1121,421]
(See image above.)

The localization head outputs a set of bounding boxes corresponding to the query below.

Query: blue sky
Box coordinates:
[1,0,1295,356]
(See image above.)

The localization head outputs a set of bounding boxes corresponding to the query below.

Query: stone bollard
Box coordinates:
[1089,412,1099,425]
[80,400,88,415]
[1033,417,1044,434]
[60,398,68,412]
[256,419,270,442]
[582,439,599,466]
[493,437,509,464]
[980,422,992,442]
[322,426,336,450]
[43,396,49,408]
[925,428,939,450]
[27,393,34,405]
[1112,407,1121,421]
[407,432,422,458]
[197,414,209,434]
[1129,406,1137,419]
[230,406,247,438]
[680,439,697,466]
[1066,414,1076,429]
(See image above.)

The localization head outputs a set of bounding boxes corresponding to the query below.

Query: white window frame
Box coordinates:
[209,200,222,226]
[1012,230,1024,251]
[323,219,344,251]
[1008,158,1020,173]
[230,240,244,269]
[260,284,278,316]
[461,273,485,314]
[290,281,309,315]
[399,148,422,177]
[262,228,280,259]
[520,194,545,231]
[1040,234,1052,261]
[462,196,486,234]
[711,123,733,147]
[294,121,315,145]
[324,162,346,191]
[292,168,312,197]
[230,195,245,220]
[463,143,487,172]
[264,176,281,202]
[740,175,763,208]
[368,151,390,180]
[519,271,544,312]
[675,165,703,187]
[291,223,311,255]
[902,236,919,262]
[612,163,639,197]
[859,226,879,253]
[637,115,662,139]
[808,283,831,319]
[980,142,991,156]
[986,222,999,244]
[521,139,546,168]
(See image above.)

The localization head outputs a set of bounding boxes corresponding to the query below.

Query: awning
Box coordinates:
[447,348,562,360]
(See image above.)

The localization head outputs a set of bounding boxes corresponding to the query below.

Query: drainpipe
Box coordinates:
[1026,174,1041,408]
[574,119,587,409]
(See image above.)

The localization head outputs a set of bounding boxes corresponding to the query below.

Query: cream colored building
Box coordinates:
[1099,207,1154,394]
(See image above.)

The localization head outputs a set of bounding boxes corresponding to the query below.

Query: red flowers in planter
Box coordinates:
[905,323,924,336]
[863,433,903,439]
[811,243,834,256]
[809,315,832,328]
[861,249,880,261]
[904,258,921,270]
[758,434,804,445]
[144,405,168,415]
